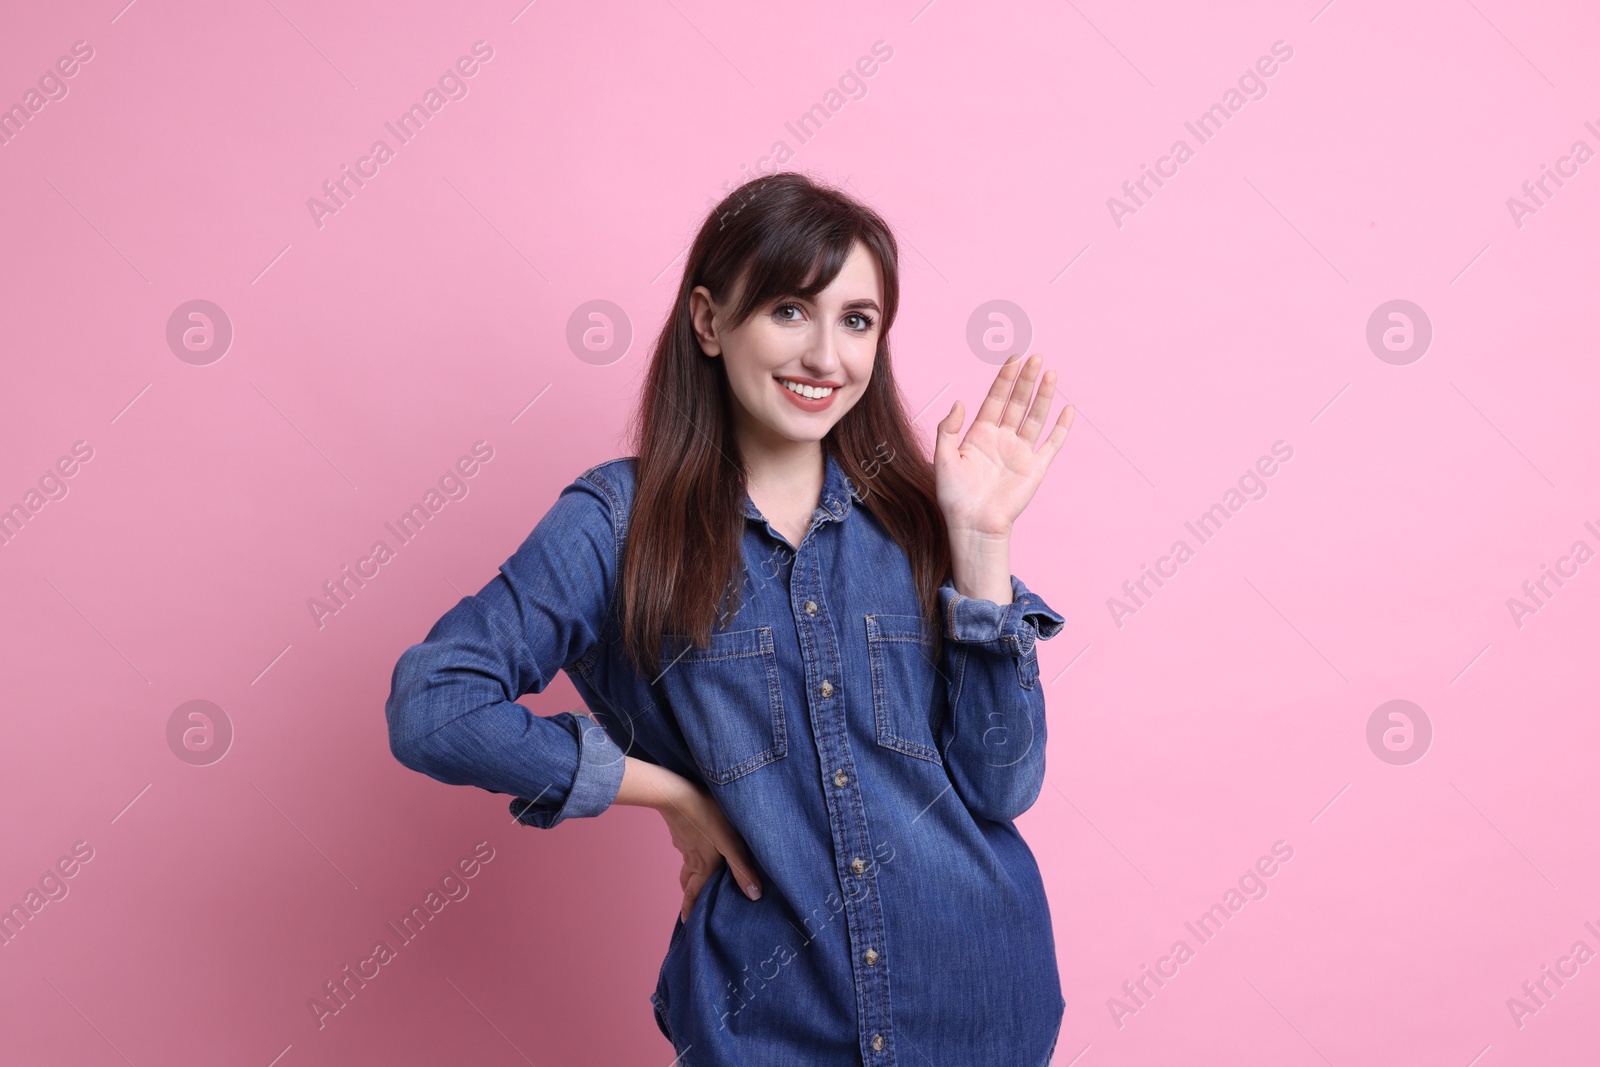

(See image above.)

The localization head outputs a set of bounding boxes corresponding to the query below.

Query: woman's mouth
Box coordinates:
[776,376,838,411]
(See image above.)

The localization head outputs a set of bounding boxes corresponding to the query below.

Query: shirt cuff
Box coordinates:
[939,575,1065,659]
[510,711,626,829]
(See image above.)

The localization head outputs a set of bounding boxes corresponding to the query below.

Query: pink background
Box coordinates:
[2,0,1597,1063]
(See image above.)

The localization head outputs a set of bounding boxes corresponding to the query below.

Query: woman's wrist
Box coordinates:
[946,524,1013,604]
[614,754,695,811]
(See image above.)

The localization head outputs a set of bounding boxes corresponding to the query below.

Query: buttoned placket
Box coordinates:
[758,483,896,1066]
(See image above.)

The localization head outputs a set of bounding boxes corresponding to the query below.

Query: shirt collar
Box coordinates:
[741,449,864,524]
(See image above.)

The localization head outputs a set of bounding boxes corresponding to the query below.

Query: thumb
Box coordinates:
[934,400,963,462]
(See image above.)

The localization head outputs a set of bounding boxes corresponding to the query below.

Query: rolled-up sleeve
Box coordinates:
[385,469,628,829]
[936,575,1065,823]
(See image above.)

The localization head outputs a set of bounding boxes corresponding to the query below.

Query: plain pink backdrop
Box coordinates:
[2,1,1597,1064]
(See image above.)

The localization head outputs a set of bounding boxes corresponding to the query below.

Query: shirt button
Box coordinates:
[804,600,817,615]
[833,769,849,788]
[820,678,834,698]
[871,1033,885,1052]
[850,857,866,875]
[864,947,879,966]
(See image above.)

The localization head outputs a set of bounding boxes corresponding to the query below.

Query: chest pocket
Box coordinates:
[865,614,945,765]
[656,626,788,786]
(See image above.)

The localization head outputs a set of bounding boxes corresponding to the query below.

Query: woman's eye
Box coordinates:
[846,312,876,331]
[774,303,802,321]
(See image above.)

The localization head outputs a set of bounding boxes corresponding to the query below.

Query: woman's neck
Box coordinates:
[735,422,826,549]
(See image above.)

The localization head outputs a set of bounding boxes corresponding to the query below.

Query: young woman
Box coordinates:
[386,171,1075,1065]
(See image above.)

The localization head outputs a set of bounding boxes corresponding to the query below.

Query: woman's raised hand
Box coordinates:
[934,353,1075,537]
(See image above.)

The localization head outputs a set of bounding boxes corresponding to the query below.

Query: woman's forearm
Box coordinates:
[613,754,694,811]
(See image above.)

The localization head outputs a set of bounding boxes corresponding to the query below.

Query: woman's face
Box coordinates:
[690,240,883,449]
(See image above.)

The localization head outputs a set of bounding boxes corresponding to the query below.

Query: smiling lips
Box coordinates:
[776,375,839,411]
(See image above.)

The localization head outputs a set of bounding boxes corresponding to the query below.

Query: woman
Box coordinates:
[386,171,1075,1065]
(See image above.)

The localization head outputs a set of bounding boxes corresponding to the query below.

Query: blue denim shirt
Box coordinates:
[386,451,1067,1065]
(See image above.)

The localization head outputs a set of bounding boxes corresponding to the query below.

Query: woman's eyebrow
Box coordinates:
[778,295,882,313]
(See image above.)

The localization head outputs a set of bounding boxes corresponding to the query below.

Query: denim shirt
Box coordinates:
[385,451,1068,1066]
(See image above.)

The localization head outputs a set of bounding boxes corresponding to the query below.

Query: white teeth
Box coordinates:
[780,379,834,399]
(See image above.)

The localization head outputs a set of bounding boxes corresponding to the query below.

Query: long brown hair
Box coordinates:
[618,171,950,678]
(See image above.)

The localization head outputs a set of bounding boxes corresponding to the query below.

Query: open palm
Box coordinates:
[934,354,1075,536]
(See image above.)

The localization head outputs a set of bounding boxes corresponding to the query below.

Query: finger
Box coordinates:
[1017,368,1057,448]
[933,400,963,465]
[682,869,708,920]
[714,829,763,901]
[999,354,1043,432]
[1041,402,1076,461]
[972,354,1025,427]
